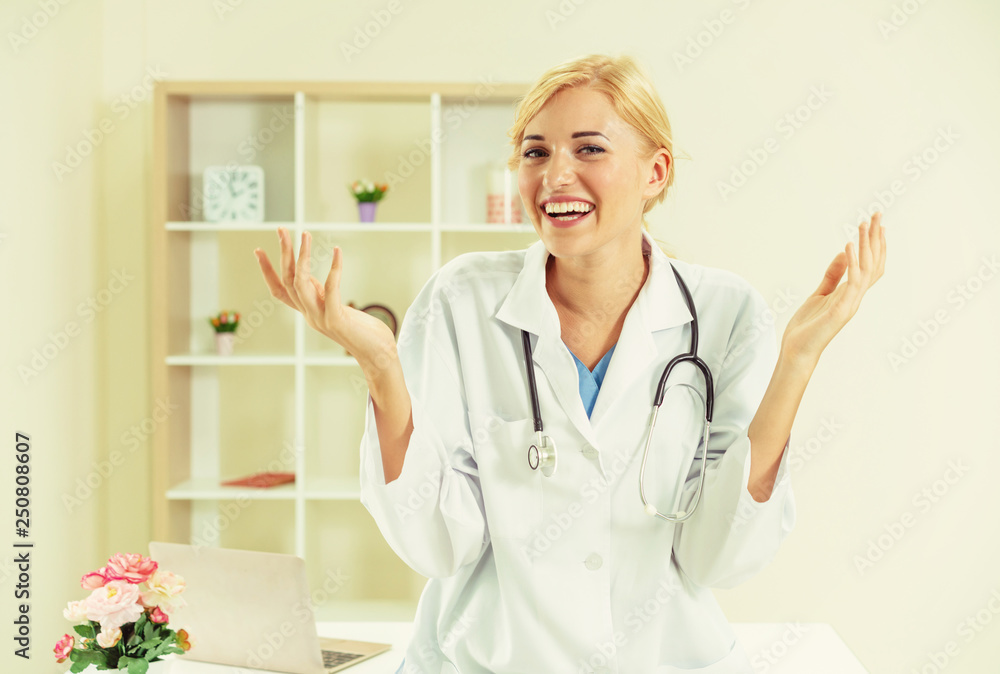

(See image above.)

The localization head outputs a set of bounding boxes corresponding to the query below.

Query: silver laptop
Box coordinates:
[148,541,392,674]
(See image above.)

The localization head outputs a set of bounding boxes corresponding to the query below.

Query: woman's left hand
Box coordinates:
[780,212,887,367]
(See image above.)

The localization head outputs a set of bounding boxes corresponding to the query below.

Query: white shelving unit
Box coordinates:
[152,81,535,616]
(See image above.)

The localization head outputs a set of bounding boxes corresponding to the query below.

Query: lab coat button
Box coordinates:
[582,444,598,459]
[584,553,602,570]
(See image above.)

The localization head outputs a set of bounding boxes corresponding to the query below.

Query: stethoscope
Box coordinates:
[520,263,714,522]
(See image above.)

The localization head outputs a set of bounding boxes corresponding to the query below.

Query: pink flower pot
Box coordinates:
[215,332,235,356]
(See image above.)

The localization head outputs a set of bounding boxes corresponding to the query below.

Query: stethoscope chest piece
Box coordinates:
[527,432,557,477]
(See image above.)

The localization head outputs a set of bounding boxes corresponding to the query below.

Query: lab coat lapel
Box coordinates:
[496,240,599,447]
[589,230,694,428]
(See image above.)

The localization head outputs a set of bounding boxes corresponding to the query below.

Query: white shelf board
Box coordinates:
[165,476,363,501]
[304,475,362,500]
[166,476,298,500]
[166,353,361,366]
[166,353,297,366]
[167,221,535,234]
[166,221,296,231]
[438,223,534,233]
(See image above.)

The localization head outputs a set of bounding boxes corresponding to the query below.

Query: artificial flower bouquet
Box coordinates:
[54,553,192,673]
[208,311,240,333]
[348,179,388,203]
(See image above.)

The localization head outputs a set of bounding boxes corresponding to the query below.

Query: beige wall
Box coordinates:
[3,1,1000,672]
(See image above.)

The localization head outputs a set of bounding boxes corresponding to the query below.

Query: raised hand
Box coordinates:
[253,228,396,367]
[780,212,887,367]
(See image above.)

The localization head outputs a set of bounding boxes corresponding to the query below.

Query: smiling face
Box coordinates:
[517,85,669,266]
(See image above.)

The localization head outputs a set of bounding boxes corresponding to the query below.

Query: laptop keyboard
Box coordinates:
[322,649,364,670]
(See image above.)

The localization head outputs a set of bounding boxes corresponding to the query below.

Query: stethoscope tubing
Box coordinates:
[520,261,716,521]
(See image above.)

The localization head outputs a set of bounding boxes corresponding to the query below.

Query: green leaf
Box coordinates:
[121,655,150,674]
[73,623,96,639]
[143,620,154,641]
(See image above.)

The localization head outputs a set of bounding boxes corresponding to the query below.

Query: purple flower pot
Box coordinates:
[358,202,377,222]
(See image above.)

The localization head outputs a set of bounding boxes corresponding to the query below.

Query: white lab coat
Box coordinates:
[359,228,795,673]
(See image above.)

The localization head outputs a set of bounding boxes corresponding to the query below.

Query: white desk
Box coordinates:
[156,621,868,673]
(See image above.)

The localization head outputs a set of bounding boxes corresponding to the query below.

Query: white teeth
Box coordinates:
[544,201,594,215]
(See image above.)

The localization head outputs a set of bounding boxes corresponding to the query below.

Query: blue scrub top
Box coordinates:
[568,343,617,418]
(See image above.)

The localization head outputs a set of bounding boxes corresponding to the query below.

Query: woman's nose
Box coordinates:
[543,149,575,189]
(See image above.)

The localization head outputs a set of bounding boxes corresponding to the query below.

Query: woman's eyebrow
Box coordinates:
[522,131,610,142]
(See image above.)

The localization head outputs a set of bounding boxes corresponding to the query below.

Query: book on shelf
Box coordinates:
[220,471,295,488]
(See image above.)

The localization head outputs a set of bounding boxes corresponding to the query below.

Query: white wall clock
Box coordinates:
[203,165,264,222]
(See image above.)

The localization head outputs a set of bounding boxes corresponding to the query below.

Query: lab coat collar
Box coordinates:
[495,228,694,453]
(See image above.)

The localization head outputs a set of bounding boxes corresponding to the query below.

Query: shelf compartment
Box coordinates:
[302,96,432,224]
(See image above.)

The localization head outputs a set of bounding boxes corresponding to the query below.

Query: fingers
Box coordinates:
[814,251,847,297]
[324,246,343,324]
[294,231,321,311]
[279,227,304,309]
[254,247,298,310]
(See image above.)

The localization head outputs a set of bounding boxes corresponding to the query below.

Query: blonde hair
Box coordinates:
[506,53,683,258]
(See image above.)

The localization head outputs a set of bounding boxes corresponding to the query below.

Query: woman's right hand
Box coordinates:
[253,228,397,371]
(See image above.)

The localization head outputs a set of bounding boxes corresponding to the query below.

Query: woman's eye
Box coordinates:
[522,145,604,159]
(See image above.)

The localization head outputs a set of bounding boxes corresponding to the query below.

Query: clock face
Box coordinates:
[203,165,264,222]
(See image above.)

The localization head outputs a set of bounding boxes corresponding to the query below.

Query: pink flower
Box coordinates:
[63,599,89,623]
[84,580,143,632]
[53,634,74,663]
[81,568,108,590]
[149,606,168,624]
[104,553,158,584]
[139,568,186,612]
[96,625,122,648]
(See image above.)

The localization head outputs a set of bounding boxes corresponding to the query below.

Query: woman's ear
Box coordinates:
[643,148,671,199]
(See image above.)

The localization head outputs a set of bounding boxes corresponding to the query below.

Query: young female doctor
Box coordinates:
[254,54,885,673]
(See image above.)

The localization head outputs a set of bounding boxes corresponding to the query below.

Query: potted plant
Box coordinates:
[208,311,240,356]
[348,180,388,222]
[54,553,192,673]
